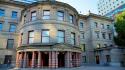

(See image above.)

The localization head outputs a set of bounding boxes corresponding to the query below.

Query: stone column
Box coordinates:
[49,52,52,68]
[23,52,27,68]
[32,51,35,68]
[51,52,55,68]
[65,52,72,67]
[37,51,41,68]
[16,52,19,68]
[19,52,23,68]
[55,52,58,68]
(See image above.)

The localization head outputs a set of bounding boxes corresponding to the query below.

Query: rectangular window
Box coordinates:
[57,30,65,43]
[12,11,17,18]
[107,25,110,29]
[106,55,111,62]
[20,33,23,44]
[95,31,99,39]
[101,24,104,29]
[7,39,14,49]
[9,24,16,32]
[71,33,75,45]
[94,22,98,28]
[102,32,106,39]
[31,11,37,21]
[0,9,5,17]
[43,10,50,19]
[57,11,64,21]
[69,14,73,23]
[4,55,12,64]
[81,33,84,39]
[108,33,112,40]
[42,30,49,43]
[80,22,83,28]
[83,44,86,52]
[28,31,34,44]
[0,23,2,31]
[83,56,87,63]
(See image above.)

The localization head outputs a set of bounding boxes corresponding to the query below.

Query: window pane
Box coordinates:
[42,37,49,43]
[7,39,14,49]
[69,15,73,23]
[29,31,34,37]
[43,10,50,19]
[80,22,83,28]
[0,23,2,31]
[0,9,5,17]
[71,33,75,45]
[57,11,64,21]
[12,11,17,18]
[58,31,64,37]
[9,24,16,32]
[31,11,36,21]
[29,38,34,44]
[42,31,49,36]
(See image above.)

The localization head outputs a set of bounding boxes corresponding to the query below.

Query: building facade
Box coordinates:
[98,0,125,17]
[0,0,124,69]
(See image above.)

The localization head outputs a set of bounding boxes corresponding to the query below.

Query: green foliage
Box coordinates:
[114,12,125,47]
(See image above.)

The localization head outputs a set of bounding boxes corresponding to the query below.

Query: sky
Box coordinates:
[56,0,99,14]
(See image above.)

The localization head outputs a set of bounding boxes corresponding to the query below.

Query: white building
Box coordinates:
[98,0,125,17]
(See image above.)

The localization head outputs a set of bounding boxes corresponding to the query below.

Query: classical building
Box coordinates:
[98,0,125,17]
[0,0,124,69]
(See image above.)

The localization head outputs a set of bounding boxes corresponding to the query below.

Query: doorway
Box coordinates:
[58,52,65,67]
[42,52,49,67]
[96,55,100,64]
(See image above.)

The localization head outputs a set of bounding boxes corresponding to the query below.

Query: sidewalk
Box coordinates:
[8,65,125,70]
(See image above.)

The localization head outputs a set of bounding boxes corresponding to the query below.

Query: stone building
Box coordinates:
[0,0,124,69]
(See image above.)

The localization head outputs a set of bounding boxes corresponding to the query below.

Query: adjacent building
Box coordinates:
[98,0,125,17]
[0,0,124,69]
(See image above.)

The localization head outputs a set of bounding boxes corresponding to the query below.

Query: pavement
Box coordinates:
[4,66,124,70]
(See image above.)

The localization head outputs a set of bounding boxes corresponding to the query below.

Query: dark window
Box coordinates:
[20,33,23,44]
[108,33,112,40]
[9,24,16,32]
[57,30,65,43]
[106,55,111,62]
[102,32,106,39]
[31,11,36,21]
[94,22,98,28]
[83,56,87,63]
[4,55,12,64]
[0,23,2,31]
[80,22,84,28]
[12,11,17,18]
[7,39,14,49]
[95,31,100,39]
[0,9,5,17]
[83,44,86,52]
[71,33,75,45]
[43,10,50,19]
[57,11,64,21]
[107,25,110,29]
[81,33,84,39]
[28,31,34,44]
[42,30,49,43]
[69,14,73,23]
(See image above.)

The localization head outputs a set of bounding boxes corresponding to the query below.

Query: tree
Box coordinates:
[114,11,125,47]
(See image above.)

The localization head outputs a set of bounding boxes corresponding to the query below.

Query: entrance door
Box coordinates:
[96,55,100,64]
[58,52,65,67]
[42,52,49,67]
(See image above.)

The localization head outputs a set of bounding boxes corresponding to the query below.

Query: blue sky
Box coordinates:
[56,0,98,14]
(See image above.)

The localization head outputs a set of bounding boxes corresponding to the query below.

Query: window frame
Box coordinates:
[41,29,50,43]
[71,32,75,45]
[0,9,5,17]
[43,10,50,20]
[31,11,37,21]
[28,30,34,44]
[57,11,64,21]
[6,39,14,49]
[12,11,18,18]
[9,24,16,32]
[69,14,73,23]
[0,23,3,31]
[57,30,65,43]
